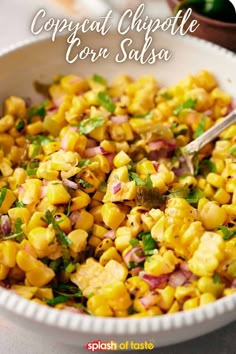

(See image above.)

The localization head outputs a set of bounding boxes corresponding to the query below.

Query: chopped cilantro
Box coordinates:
[3,217,24,241]
[213,272,221,284]
[26,135,54,145]
[77,159,91,167]
[97,91,115,113]
[199,159,217,174]
[194,116,206,138]
[46,295,68,306]
[137,231,152,240]
[65,263,77,274]
[15,119,25,131]
[229,145,236,157]
[93,74,107,85]
[129,238,140,247]
[45,210,71,247]
[78,179,93,189]
[77,116,105,135]
[128,261,136,270]
[129,172,153,188]
[27,100,49,121]
[168,185,190,199]
[49,259,61,272]
[218,225,236,241]
[15,201,25,208]
[0,186,8,207]
[173,98,197,115]
[53,283,82,298]
[142,233,156,255]
[161,92,173,100]
[133,111,154,119]
[186,188,205,204]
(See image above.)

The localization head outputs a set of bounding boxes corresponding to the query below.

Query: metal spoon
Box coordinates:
[181,110,236,174]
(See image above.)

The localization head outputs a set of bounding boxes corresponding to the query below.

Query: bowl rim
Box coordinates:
[167,0,236,28]
[0,33,236,339]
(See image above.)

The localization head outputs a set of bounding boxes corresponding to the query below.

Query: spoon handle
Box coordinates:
[183,110,236,155]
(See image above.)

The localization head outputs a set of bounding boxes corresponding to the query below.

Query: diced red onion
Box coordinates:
[123,247,146,266]
[112,182,121,194]
[1,215,11,236]
[53,96,65,108]
[18,185,25,194]
[149,139,176,152]
[169,271,188,287]
[152,161,158,171]
[69,211,80,226]
[140,273,169,290]
[40,186,47,198]
[64,306,87,315]
[62,178,78,190]
[103,230,115,240]
[105,153,115,169]
[84,146,105,157]
[149,141,165,151]
[203,109,213,116]
[86,138,98,148]
[139,293,156,309]
[130,266,143,276]
[61,135,68,151]
[179,262,192,279]
[231,279,236,288]
[111,115,128,124]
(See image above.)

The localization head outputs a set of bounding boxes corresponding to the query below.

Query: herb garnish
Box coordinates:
[27,100,49,121]
[76,117,105,135]
[129,172,153,188]
[93,74,107,85]
[173,98,197,115]
[194,116,206,138]
[97,91,115,113]
[0,186,8,207]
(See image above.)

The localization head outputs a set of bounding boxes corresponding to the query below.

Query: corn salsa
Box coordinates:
[0,71,235,317]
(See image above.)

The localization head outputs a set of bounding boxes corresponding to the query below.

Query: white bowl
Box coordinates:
[0,32,236,348]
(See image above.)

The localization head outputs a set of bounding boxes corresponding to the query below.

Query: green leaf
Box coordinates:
[218,225,230,238]
[137,231,152,240]
[65,263,77,274]
[15,201,25,208]
[3,217,24,241]
[194,116,206,138]
[129,172,153,188]
[49,259,61,272]
[142,233,156,254]
[15,119,25,131]
[0,186,8,207]
[46,295,68,306]
[77,116,105,135]
[213,272,221,284]
[129,238,140,247]
[25,161,39,176]
[229,145,236,157]
[45,210,71,247]
[77,159,91,167]
[133,111,154,119]
[26,135,54,145]
[199,159,217,174]
[186,188,205,204]
[93,74,107,85]
[128,261,136,270]
[27,100,49,121]
[168,185,190,199]
[173,98,197,115]
[78,179,93,189]
[97,91,115,113]
[161,92,173,100]
[53,283,82,298]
